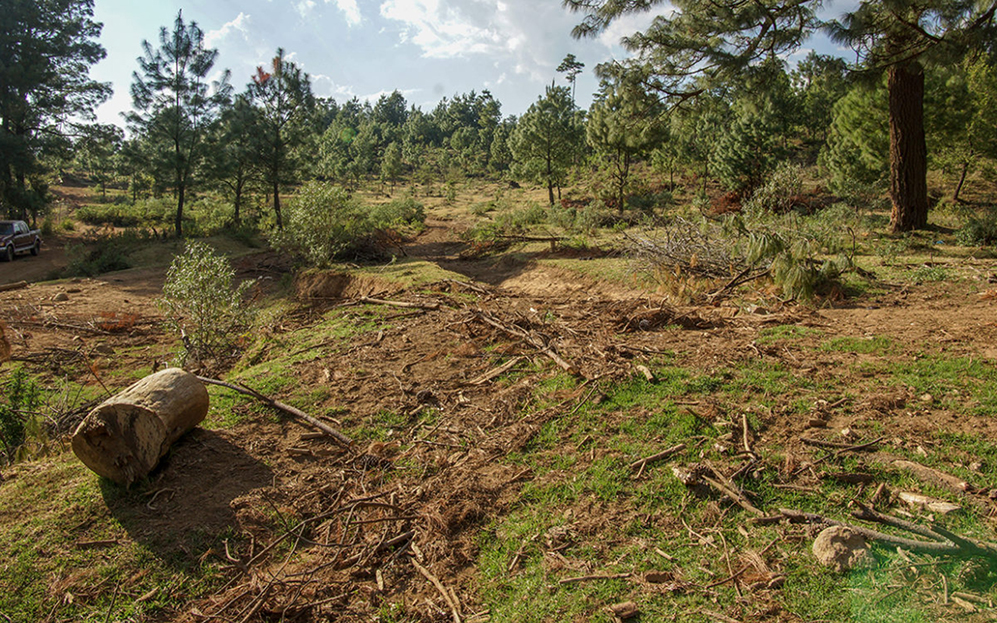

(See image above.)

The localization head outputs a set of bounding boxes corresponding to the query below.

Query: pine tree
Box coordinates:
[510,84,583,205]
[127,11,231,237]
[381,141,403,191]
[248,49,313,229]
[586,78,668,211]
[0,0,110,220]
[564,0,997,231]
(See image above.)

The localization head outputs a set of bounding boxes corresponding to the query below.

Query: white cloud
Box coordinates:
[330,0,362,26]
[379,0,505,59]
[596,10,664,50]
[205,12,252,49]
[296,0,318,17]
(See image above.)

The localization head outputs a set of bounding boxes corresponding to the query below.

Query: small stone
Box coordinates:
[920,393,934,404]
[53,292,69,302]
[607,601,639,621]
[812,526,870,573]
[840,428,858,441]
[807,418,828,428]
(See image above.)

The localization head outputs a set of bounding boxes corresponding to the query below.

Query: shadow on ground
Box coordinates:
[100,428,272,566]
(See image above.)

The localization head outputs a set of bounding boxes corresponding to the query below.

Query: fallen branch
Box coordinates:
[10,319,109,335]
[475,311,579,376]
[559,572,631,585]
[629,443,686,472]
[702,475,765,517]
[412,558,462,623]
[0,281,28,293]
[801,436,883,454]
[357,296,440,310]
[197,376,353,449]
[469,356,524,385]
[779,507,997,558]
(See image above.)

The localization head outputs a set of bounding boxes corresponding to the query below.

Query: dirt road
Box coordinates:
[0,233,70,286]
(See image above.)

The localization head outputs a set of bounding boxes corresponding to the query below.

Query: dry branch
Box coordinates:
[779,506,997,558]
[559,572,631,585]
[412,558,462,623]
[357,296,440,310]
[197,376,353,449]
[0,281,27,293]
[468,356,524,385]
[475,310,579,376]
[629,443,686,471]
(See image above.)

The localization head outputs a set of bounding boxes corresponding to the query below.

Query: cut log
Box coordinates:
[71,368,209,486]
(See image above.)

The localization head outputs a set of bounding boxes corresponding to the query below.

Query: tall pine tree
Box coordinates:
[564,0,997,231]
[510,84,583,205]
[0,0,110,220]
[127,11,232,237]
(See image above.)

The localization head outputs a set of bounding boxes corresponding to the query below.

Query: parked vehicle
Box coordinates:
[0,220,42,262]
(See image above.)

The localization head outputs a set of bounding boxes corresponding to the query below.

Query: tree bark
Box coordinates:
[888,62,929,232]
[273,176,283,229]
[176,184,186,238]
[71,368,209,486]
[953,160,969,203]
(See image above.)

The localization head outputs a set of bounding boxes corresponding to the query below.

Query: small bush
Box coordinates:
[64,230,160,276]
[158,241,256,367]
[0,367,42,464]
[275,182,426,265]
[957,207,997,246]
[743,163,805,214]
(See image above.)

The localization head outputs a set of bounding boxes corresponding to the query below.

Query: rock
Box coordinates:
[898,491,961,515]
[53,292,69,302]
[607,601,639,621]
[812,526,870,573]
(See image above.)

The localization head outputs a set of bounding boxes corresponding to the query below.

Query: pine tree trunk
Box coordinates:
[888,62,928,232]
[176,184,185,238]
[273,177,283,229]
[953,160,969,203]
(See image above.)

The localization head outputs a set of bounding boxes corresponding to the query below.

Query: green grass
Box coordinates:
[0,454,228,622]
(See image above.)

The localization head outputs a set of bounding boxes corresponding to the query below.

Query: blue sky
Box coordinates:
[89,1,851,127]
[89,0,658,126]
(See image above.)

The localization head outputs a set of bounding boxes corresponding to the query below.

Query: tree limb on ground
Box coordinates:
[197,376,354,449]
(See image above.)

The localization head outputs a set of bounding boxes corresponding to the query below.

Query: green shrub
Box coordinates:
[957,207,997,246]
[158,241,256,367]
[275,182,426,265]
[64,230,160,276]
[743,163,805,214]
[0,368,42,464]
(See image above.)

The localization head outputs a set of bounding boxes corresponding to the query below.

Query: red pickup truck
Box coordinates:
[0,220,42,262]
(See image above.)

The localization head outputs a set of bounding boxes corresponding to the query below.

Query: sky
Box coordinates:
[88,1,851,128]
[88,0,659,127]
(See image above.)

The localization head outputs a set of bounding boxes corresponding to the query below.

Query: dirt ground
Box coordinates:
[3,220,997,622]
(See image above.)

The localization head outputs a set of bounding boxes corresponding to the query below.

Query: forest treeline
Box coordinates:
[2,1,996,237]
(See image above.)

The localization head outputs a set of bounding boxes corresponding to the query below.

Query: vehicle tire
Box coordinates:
[2,245,12,262]
[30,241,40,256]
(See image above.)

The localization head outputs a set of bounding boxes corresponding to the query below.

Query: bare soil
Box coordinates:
[3,221,997,622]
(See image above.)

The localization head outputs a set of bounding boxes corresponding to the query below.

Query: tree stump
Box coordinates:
[71,368,209,486]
